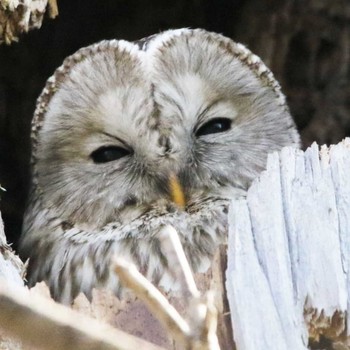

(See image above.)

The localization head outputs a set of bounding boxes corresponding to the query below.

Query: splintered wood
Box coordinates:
[226,138,350,350]
[0,210,25,350]
[0,283,165,350]
[0,0,58,44]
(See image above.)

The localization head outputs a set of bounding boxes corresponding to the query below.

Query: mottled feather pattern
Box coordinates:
[22,195,229,303]
[20,29,300,304]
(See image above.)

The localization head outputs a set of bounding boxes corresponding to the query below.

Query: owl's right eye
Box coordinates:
[90,146,131,163]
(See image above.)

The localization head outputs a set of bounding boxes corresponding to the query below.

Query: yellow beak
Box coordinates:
[169,174,186,209]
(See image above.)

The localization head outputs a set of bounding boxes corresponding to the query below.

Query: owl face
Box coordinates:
[34,29,299,231]
[21,29,300,302]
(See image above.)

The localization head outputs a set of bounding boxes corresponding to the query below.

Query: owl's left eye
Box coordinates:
[195,118,232,137]
[90,146,131,163]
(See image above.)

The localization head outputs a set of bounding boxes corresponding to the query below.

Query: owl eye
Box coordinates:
[90,146,131,163]
[195,118,232,137]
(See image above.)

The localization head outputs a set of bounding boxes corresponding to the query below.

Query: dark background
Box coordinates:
[1,0,349,248]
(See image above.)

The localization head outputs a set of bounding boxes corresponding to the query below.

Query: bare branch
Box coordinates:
[0,284,166,350]
[114,257,191,344]
[158,225,200,298]
[114,225,221,350]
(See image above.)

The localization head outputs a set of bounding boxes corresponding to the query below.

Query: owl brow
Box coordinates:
[101,132,130,149]
[159,92,184,117]
[196,98,226,126]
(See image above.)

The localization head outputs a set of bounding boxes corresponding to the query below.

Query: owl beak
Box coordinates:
[169,173,186,209]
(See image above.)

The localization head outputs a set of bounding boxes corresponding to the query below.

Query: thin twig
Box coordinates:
[158,225,200,298]
[114,225,221,350]
[203,291,220,349]
[114,257,191,344]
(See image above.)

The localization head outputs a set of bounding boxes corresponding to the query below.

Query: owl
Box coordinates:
[20,29,300,304]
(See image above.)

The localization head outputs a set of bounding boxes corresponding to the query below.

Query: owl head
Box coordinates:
[30,28,299,231]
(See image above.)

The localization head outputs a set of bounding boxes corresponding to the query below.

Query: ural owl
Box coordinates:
[20,29,300,304]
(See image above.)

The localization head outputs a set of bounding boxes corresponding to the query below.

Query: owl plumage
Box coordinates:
[20,29,300,304]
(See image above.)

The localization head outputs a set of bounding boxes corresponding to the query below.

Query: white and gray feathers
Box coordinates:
[20,28,300,304]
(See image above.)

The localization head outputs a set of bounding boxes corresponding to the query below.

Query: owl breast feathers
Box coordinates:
[20,28,300,304]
